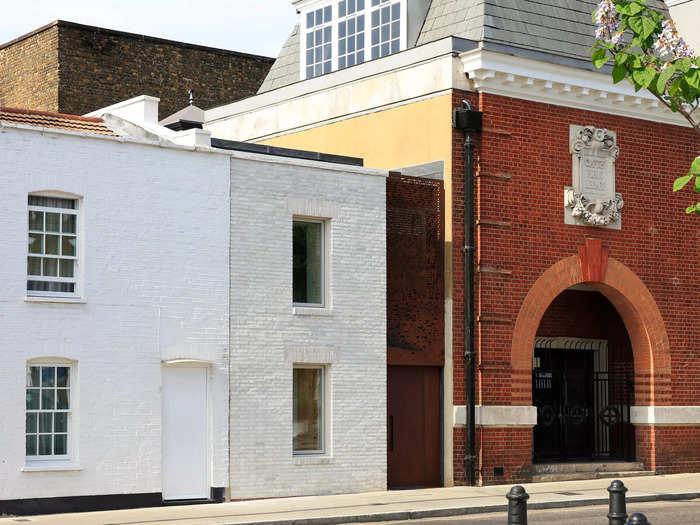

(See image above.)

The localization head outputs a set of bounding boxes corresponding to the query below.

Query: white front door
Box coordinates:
[162,366,208,500]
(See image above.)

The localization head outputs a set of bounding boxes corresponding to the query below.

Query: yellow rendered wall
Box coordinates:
[261,93,454,238]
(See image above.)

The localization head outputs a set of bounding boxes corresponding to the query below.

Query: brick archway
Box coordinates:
[510,239,671,407]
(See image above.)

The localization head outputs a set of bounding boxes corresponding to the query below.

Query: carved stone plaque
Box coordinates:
[565,125,623,229]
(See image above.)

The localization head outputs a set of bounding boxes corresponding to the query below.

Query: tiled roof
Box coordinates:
[0,107,116,136]
[258,24,300,94]
[258,0,669,93]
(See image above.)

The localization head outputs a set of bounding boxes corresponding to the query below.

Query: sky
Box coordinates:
[0,1,298,57]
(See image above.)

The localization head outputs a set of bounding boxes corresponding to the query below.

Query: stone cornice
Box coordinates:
[459,49,690,127]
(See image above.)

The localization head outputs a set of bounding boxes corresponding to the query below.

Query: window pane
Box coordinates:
[324,5,332,22]
[293,368,322,452]
[39,412,52,433]
[29,211,43,231]
[61,214,76,234]
[57,367,69,387]
[27,367,40,387]
[26,389,39,410]
[315,8,322,25]
[339,0,346,17]
[45,213,60,233]
[60,259,74,278]
[26,435,37,456]
[382,5,390,23]
[392,1,400,19]
[26,413,37,433]
[41,389,55,410]
[28,257,41,276]
[391,39,400,53]
[28,233,42,254]
[55,413,68,433]
[45,234,59,255]
[42,367,56,387]
[39,434,52,455]
[62,236,76,257]
[54,434,67,455]
[57,389,70,409]
[293,221,323,305]
[306,11,314,27]
[43,258,58,277]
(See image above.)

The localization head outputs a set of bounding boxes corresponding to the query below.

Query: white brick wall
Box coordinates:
[0,127,230,500]
[229,155,387,499]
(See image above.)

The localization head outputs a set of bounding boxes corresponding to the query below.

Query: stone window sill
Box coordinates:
[21,462,83,472]
[292,306,332,317]
[25,296,87,304]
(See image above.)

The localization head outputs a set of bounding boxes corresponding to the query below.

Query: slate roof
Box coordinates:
[258,0,668,93]
[0,107,116,136]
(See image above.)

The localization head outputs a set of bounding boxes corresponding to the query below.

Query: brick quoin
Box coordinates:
[451,89,700,485]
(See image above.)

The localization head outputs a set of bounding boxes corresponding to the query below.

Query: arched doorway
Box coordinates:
[510,239,672,468]
[532,288,635,462]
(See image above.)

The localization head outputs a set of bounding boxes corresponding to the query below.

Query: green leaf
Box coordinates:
[627,54,643,68]
[612,63,628,83]
[674,173,694,191]
[632,67,656,89]
[592,9,599,23]
[628,2,645,15]
[592,48,608,69]
[695,175,700,193]
[691,157,700,175]
[685,69,700,91]
[615,52,629,65]
[669,77,682,96]
[628,15,657,39]
[656,65,675,93]
[686,202,700,215]
[675,57,692,72]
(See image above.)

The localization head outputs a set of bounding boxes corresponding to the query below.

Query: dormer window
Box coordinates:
[300,0,406,80]
[305,5,333,78]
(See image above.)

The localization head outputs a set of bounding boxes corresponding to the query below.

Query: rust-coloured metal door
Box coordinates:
[387,365,441,488]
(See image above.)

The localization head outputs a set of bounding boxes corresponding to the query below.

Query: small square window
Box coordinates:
[293,220,324,307]
[293,366,325,454]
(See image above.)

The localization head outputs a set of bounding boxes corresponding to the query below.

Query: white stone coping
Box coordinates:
[631,406,700,426]
[0,121,387,178]
[454,405,538,428]
[293,455,333,466]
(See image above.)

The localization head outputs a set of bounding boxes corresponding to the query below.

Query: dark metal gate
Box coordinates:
[592,371,635,460]
[533,349,635,462]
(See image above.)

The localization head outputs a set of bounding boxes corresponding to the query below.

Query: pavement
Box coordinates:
[2,473,700,525]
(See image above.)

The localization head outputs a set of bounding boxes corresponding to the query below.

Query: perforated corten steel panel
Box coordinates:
[387,173,444,366]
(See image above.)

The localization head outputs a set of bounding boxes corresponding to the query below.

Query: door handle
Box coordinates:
[388,415,394,452]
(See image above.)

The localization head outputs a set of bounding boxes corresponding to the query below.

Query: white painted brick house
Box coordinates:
[0,97,387,514]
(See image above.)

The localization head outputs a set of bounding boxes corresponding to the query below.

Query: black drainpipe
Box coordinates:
[453,100,482,486]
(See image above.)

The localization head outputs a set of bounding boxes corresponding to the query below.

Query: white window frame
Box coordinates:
[292,218,326,308]
[292,364,327,456]
[27,193,82,299]
[25,362,74,463]
[298,0,407,80]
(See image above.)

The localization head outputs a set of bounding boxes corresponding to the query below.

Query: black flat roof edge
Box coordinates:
[211,138,364,167]
[0,20,275,62]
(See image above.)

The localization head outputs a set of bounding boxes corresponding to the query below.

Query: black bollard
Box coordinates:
[607,479,628,525]
[506,485,529,525]
[626,513,651,525]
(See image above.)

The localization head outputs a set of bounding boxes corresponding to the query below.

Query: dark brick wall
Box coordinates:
[1,21,274,119]
[0,25,60,112]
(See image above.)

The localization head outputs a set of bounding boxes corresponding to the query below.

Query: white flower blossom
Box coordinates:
[595,0,622,45]
[653,19,695,62]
